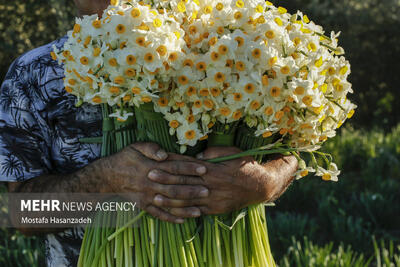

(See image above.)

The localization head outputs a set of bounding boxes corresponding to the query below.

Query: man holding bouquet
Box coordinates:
[0,0,298,266]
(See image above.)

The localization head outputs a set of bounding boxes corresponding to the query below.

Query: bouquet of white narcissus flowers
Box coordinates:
[52,0,356,266]
[53,0,356,180]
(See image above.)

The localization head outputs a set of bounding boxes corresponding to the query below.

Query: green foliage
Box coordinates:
[0,184,45,266]
[268,124,400,264]
[0,229,45,267]
[279,236,400,267]
[279,237,372,267]
[0,0,75,80]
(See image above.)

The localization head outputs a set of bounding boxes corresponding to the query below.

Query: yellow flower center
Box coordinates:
[219,107,231,116]
[131,87,141,94]
[264,107,273,116]
[126,55,136,65]
[131,8,141,18]
[252,48,261,59]
[214,72,225,82]
[185,130,196,140]
[80,56,89,65]
[204,99,214,109]
[199,88,209,97]
[211,88,221,97]
[233,110,242,120]
[116,24,126,34]
[281,66,290,74]
[270,86,281,97]
[269,56,277,66]
[144,53,154,63]
[218,45,228,55]
[295,86,305,95]
[114,76,125,84]
[244,83,255,94]
[265,30,275,39]
[92,20,101,29]
[235,37,244,47]
[158,97,168,107]
[302,95,313,106]
[109,86,120,94]
[168,52,178,62]
[204,5,213,14]
[263,131,272,138]
[234,11,243,20]
[186,86,196,96]
[211,52,220,61]
[92,96,102,103]
[169,120,180,129]
[108,58,118,67]
[235,61,245,71]
[177,2,186,13]
[196,62,206,71]
[322,173,331,181]
[183,59,194,67]
[73,24,81,33]
[262,75,269,86]
[250,100,260,110]
[236,0,244,8]
[153,18,162,28]
[136,37,146,46]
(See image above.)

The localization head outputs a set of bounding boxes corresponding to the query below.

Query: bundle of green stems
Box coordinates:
[78,104,287,267]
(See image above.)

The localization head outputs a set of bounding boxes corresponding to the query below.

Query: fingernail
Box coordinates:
[196,152,204,159]
[199,188,209,197]
[153,195,163,205]
[175,218,184,224]
[196,166,206,175]
[148,170,158,180]
[156,150,167,160]
[192,210,201,217]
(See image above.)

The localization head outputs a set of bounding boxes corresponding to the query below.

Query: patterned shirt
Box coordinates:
[0,36,102,266]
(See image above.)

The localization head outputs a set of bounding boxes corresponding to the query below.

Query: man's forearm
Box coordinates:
[8,158,109,235]
[261,155,298,202]
[9,158,107,194]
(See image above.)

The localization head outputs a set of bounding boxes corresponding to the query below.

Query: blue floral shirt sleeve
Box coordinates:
[0,57,53,182]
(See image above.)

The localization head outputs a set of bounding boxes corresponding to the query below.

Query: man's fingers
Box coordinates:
[157,161,207,176]
[145,205,184,224]
[131,142,168,162]
[148,169,205,185]
[153,184,209,199]
[169,207,201,218]
[153,194,204,208]
[196,146,242,160]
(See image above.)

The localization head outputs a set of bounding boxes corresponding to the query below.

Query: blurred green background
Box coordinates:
[0,0,399,266]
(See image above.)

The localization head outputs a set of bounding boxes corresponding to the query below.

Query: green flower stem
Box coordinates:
[166,223,179,265]
[314,32,332,42]
[207,148,297,163]
[214,217,222,266]
[152,219,160,267]
[319,42,338,52]
[162,223,172,267]
[124,223,130,267]
[108,211,146,241]
[134,223,143,267]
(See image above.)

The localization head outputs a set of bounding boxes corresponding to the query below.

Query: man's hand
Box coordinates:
[149,147,298,215]
[73,0,110,16]
[100,143,209,223]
